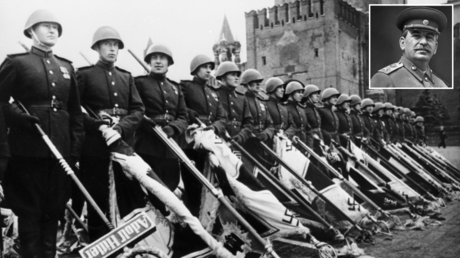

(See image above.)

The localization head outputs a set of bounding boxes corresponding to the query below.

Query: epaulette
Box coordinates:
[7,52,28,58]
[297,103,306,108]
[134,74,149,79]
[378,62,403,74]
[76,65,94,71]
[235,85,247,95]
[115,66,131,74]
[179,79,193,85]
[54,54,73,64]
[167,78,179,86]
[208,82,221,90]
[281,101,288,106]
[256,93,269,101]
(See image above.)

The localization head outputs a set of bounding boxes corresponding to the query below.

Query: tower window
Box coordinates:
[262,56,267,65]
[315,48,319,57]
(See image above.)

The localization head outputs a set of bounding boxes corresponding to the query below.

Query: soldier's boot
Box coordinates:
[18,216,41,258]
[41,218,58,258]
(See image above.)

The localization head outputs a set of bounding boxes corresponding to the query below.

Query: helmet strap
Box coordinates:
[30,29,52,51]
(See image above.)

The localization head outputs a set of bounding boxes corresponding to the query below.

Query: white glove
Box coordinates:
[101,127,121,146]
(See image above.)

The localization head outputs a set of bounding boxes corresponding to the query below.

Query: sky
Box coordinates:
[0,0,449,81]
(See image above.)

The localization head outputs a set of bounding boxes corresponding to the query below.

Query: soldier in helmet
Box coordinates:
[179,54,227,216]
[77,26,145,241]
[371,102,388,146]
[371,7,449,88]
[349,95,366,146]
[394,106,406,142]
[0,10,84,257]
[317,88,340,146]
[284,80,311,145]
[239,69,274,142]
[301,85,322,148]
[414,116,427,146]
[265,77,296,139]
[134,43,187,191]
[334,94,353,147]
[403,108,415,142]
[215,61,253,144]
[360,98,376,142]
[382,103,397,143]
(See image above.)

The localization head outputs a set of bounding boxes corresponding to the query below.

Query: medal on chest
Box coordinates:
[259,102,265,111]
[60,66,70,79]
[211,92,219,101]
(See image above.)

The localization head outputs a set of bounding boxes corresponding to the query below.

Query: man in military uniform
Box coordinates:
[179,54,226,216]
[403,108,415,142]
[134,44,188,192]
[317,88,341,146]
[77,26,145,241]
[360,98,376,143]
[371,102,388,146]
[284,80,311,145]
[301,85,322,148]
[414,116,427,146]
[0,10,84,257]
[349,95,366,146]
[394,106,406,143]
[381,103,397,143]
[334,94,353,148]
[371,7,449,88]
[265,77,296,139]
[215,61,253,144]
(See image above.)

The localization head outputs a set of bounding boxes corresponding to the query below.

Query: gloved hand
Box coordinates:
[257,132,268,142]
[232,135,243,144]
[162,126,175,138]
[101,127,122,147]
[188,110,199,124]
[20,113,40,130]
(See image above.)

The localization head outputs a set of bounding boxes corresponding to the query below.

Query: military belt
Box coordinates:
[26,99,65,111]
[229,120,242,127]
[197,115,212,125]
[152,114,175,123]
[99,108,128,116]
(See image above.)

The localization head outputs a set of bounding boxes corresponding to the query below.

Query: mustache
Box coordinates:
[414,46,431,52]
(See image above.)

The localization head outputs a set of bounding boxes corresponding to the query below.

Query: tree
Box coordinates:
[412,90,450,131]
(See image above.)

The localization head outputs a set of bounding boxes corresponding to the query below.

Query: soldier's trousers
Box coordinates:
[3,157,70,258]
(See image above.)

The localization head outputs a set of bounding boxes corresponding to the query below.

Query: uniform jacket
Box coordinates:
[335,108,353,146]
[0,47,84,158]
[266,96,296,139]
[215,85,253,142]
[396,117,405,142]
[371,56,448,88]
[403,121,415,142]
[245,89,275,139]
[350,110,365,141]
[360,112,374,139]
[286,100,310,145]
[180,77,227,135]
[135,73,188,158]
[372,115,388,145]
[77,60,144,158]
[318,104,339,145]
[382,115,396,143]
[415,125,427,145]
[304,101,323,146]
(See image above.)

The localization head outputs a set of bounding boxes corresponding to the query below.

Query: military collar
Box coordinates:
[286,100,298,106]
[245,89,256,98]
[400,56,434,83]
[31,46,53,58]
[96,60,115,71]
[193,76,207,86]
[305,101,317,108]
[221,85,238,97]
[149,72,167,82]
[268,96,280,104]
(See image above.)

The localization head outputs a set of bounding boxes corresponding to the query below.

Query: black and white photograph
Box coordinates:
[0,1,460,258]
[369,4,453,89]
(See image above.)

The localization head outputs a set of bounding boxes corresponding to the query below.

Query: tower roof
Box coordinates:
[218,15,235,43]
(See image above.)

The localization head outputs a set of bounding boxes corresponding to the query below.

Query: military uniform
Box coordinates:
[245,89,275,139]
[372,115,388,145]
[286,100,310,145]
[304,102,322,147]
[317,104,339,146]
[266,96,296,139]
[371,56,448,88]
[77,60,145,241]
[0,46,84,257]
[415,125,427,146]
[395,116,405,142]
[360,112,374,140]
[404,120,415,142]
[215,85,253,142]
[180,77,227,134]
[381,114,396,143]
[350,110,365,145]
[135,72,188,190]
[335,108,353,147]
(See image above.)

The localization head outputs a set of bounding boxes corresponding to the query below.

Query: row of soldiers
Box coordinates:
[0,10,429,257]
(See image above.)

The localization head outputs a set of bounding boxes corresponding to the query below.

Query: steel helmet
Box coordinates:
[216,61,240,80]
[336,94,351,106]
[24,9,62,38]
[361,98,375,109]
[404,108,412,117]
[349,95,362,106]
[144,44,174,65]
[303,84,321,99]
[384,102,394,110]
[411,111,416,117]
[240,69,263,85]
[190,54,215,75]
[321,88,340,101]
[373,102,385,113]
[395,106,403,111]
[285,81,304,95]
[91,26,124,50]
[265,77,284,93]
[415,116,424,122]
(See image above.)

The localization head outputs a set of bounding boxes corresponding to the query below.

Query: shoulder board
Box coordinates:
[256,94,269,101]
[54,54,73,64]
[378,62,403,74]
[281,101,288,105]
[166,78,179,86]
[76,65,94,71]
[7,52,28,58]
[207,83,221,90]
[179,79,193,85]
[235,85,247,95]
[134,74,149,80]
[115,66,131,74]
[297,103,306,108]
